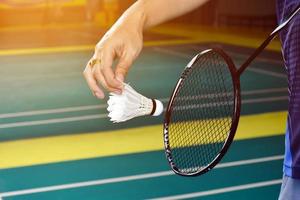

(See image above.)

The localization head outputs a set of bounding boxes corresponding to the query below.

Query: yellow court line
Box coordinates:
[0,40,198,56]
[0,0,85,9]
[0,22,95,32]
[0,111,287,169]
[0,45,94,56]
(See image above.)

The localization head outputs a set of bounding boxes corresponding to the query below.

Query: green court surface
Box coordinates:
[0,136,284,200]
[0,40,287,199]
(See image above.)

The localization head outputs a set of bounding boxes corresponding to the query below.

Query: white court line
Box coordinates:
[0,105,105,119]
[243,96,287,104]
[150,179,282,200]
[152,47,286,79]
[0,155,283,198]
[0,87,287,120]
[0,95,288,129]
[242,87,286,95]
[162,88,287,102]
[248,67,286,78]
[0,114,106,129]
[174,96,287,111]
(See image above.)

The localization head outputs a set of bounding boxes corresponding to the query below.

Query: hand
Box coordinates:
[83,20,143,99]
[83,0,206,99]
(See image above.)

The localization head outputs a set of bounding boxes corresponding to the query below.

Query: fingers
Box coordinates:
[115,55,133,83]
[99,52,123,92]
[93,66,122,95]
[97,50,123,93]
[83,48,123,98]
[83,60,105,99]
[83,43,136,99]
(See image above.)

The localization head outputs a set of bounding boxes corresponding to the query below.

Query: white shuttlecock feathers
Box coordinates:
[107,83,163,123]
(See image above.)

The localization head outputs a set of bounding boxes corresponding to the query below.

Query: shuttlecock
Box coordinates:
[107,83,163,123]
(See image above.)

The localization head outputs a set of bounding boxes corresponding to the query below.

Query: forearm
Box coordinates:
[114,0,210,32]
[141,0,210,28]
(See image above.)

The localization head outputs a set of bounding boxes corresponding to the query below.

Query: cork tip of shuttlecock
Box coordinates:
[153,99,163,116]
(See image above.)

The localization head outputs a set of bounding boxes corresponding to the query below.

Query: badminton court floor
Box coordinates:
[0,24,287,199]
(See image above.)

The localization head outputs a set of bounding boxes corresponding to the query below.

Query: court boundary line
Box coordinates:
[0,114,105,129]
[150,179,282,200]
[0,155,283,198]
[0,95,288,129]
[0,105,105,119]
[248,68,286,78]
[0,39,201,56]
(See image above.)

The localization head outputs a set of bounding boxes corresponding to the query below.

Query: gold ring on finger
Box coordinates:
[89,58,101,68]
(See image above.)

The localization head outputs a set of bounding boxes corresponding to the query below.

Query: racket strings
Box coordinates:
[168,51,235,174]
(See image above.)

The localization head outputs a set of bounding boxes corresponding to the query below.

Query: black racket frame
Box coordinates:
[163,48,241,176]
[163,4,300,176]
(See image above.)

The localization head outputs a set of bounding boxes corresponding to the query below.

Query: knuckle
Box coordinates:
[122,55,133,65]
[93,69,100,77]
[105,78,113,86]
[95,43,103,52]
[99,66,105,73]
[126,47,137,58]
[119,60,128,66]
[116,66,127,74]
[91,66,98,74]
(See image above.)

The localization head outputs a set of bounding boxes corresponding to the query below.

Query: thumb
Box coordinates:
[115,57,132,83]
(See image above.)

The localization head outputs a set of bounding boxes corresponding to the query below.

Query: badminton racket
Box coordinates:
[163,5,300,176]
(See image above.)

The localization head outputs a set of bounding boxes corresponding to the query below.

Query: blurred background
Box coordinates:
[0,0,287,200]
[0,0,277,50]
[0,0,276,28]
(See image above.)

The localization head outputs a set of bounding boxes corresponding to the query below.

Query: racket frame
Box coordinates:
[163,48,241,176]
[163,4,300,176]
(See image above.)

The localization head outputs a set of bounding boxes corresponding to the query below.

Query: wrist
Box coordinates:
[117,1,147,33]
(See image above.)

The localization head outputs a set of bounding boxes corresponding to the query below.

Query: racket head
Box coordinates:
[163,48,241,176]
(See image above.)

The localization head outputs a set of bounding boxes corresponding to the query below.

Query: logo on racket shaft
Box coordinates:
[163,123,176,169]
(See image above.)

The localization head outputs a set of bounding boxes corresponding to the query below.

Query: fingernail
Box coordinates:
[95,92,104,99]
[116,74,124,83]
[114,90,122,95]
